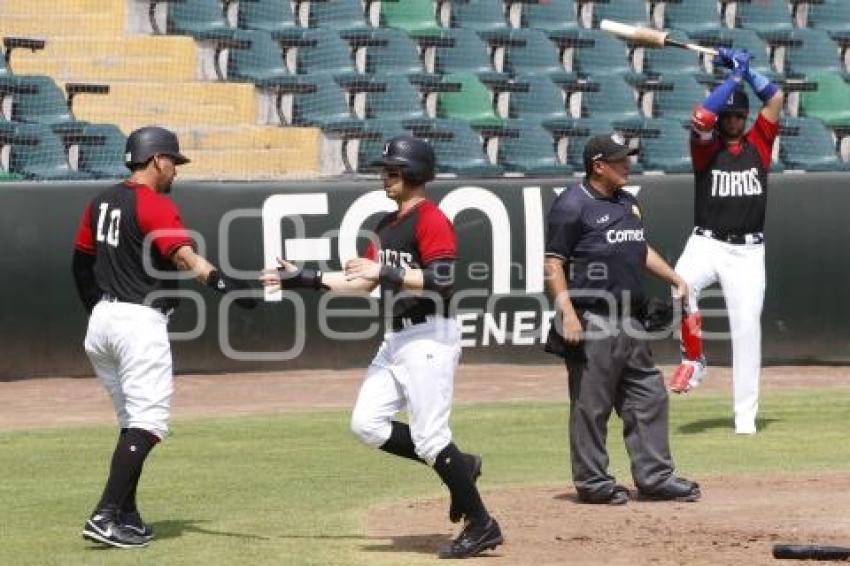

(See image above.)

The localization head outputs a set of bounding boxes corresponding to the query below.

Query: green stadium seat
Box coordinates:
[408,119,503,176]
[784,29,845,79]
[448,0,512,41]
[363,29,425,77]
[226,30,299,87]
[434,29,500,79]
[290,74,363,133]
[168,0,235,41]
[436,72,503,127]
[580,75,642,126]
[365,74,427,121]
[308,0,371,34]
[572,29,632,78]
[380,0,443,38]
[661,0,723,38]
[498,120,573,176]
[779,117,850,171]
[651,73,705,122]
[592,0,650,28]
[800,73,850,127]
[0,172,22,181]
[8,123,92,180]
[733,0,794,40]
[507,74,572,130]
[520,0,580,41]
[807,0,850,42]
[502,29,574,82]
[8,75,82,134]
[76,124,127,179]
[237,0,300,41]
[296,28,358,78]
[637,118,691,173]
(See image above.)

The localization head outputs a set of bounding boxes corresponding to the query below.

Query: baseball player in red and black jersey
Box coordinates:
[669,49,783,435]
[261,135,503,559]
[73,126,255,548]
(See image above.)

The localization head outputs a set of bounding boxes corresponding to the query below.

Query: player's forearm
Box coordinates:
[171,245,215,284]
[645,246,681,286]
[544,257,579,320]
[320,271,378,294]
[72,249,102,313]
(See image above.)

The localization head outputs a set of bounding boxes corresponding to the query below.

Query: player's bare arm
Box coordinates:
[260,257,375,294]
[644,246,688,301]
[543,256,582,345]
[172,244,258,309]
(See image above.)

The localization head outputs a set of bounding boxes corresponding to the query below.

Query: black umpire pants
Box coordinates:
[565,313,675,499]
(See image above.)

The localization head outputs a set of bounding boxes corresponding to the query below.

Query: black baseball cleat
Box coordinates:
[438,517,503,559]
[449,453,483,523]
[578,484,630,505]
[82,509,149,548]
[119,510,154,542]
[637,477,701,502]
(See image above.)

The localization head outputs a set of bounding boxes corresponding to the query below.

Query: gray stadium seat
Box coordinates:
[290,74,363,133]
[226,30,299,87]
[168,0,235,40]
[579,75,642,126]
[520,0,579,41]
[498,120,573,176]
[779,117,850,171]
[237,0,300,40]
[507,74,572,130]
[637,118,691,173]
[8,123,92,180]
[308,0,371,34]
[733,0,794,40]
[296,28,358,78]
[407,118,504,176]
[807,0,850,43]
[76,124,128,179]
[434,28,500,78]
[661,0,724,38]
[448,0,512,41]
[651,73,705,122]
[592,0,650,28]
[783,29,845,79]
[362,28,425,77]
[572,29,632,78]
[364,74,427,122]
[502,29,574,82]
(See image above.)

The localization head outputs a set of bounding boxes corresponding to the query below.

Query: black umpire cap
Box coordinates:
[125,126,190,169]
[583,132,638,172]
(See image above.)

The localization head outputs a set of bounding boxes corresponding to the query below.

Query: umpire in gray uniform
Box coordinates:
[543,133,701,505]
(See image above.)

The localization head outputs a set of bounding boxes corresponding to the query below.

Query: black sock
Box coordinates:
[96,428,158,514]
[432,443,489,525]
[379,421,426,464]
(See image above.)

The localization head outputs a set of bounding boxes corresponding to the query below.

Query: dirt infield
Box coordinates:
[1,364,849,430]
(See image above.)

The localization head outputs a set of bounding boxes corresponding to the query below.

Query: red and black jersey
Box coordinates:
[73,181,194,312]
[690,113,778,234]
[364,199,457,319]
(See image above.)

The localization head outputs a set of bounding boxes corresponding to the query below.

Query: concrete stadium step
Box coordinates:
[0,12,125,38]
[180,141,322,180]
[175,126,314,151]
[0,0,111,12]
[72,82,259,128]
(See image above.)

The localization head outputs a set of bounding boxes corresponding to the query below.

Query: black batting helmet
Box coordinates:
[721,89,749,116]
[125,126,190,169]
[370,134,436,185]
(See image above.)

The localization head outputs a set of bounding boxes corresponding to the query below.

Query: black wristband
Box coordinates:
[379,265,405,288]
[279,266,324,290]
[206,269,258,309]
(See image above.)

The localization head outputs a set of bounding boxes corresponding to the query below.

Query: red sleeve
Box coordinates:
[364,242,377,261]
[746,113,779,169]
[136,189,194,257]
[73,202,95,254]
[415,204,457,264]
[690,134,722,172]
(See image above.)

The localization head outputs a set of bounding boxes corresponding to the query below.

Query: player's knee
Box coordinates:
[412,429,452,465]
[350,410,390,448]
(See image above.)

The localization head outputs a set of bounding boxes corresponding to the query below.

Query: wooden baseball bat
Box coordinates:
[773,544,850,560]
[599,20,718,56]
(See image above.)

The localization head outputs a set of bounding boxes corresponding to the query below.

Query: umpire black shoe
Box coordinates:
[578,484,630,505]
[119,510,154,542]
[82,509,149,549]
[449,453,483,523]
[637,477,701,502]
[438,517,503,559]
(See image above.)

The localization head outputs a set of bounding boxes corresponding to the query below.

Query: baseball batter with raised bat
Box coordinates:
[669,48,783,436]
[261,135,502,559]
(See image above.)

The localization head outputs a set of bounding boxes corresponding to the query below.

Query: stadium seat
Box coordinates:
[448,0,512,41]
[520,0,580,41]
[436,72,503,127]
[433,29,500,79]
[800,73,850,127]
[641,40,706,79]
[237,0,300,41]
[296,28,358,78]
[380,0,443,38]
[409,119,503,176]
[783,29,845,79]
[7,75,83,134]
[226,30,299,87]
[779,117,850,171]
[76,124,127,179]
[507,74,572,130]
[638,118,691,173]
[498,120,573,176]
[572,29,632,78]
[8,123,91,180]
[562,117,619,171]
[362,28,426,77]
[357,121,408,172]
[733,0,794,40]
[307,0,371,34]
[501,29,573,82]
[290,74,363,133]
[660,0,724,38]
[167,0,235,41]
[807,0,850,43]
[364,74,427,122]
[651,73,705,122]
[579,75,642,126]
[592,0,650,28]
[697,28,778,81]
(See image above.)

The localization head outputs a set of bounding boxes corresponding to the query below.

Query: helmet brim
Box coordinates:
[369,156,408,168]
[168,152,191,165]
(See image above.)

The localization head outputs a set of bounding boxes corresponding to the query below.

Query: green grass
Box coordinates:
[1,390,849,565]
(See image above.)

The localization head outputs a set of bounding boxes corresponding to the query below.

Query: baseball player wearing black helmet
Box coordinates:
[261,135,503,559]
[73,126,255,549]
